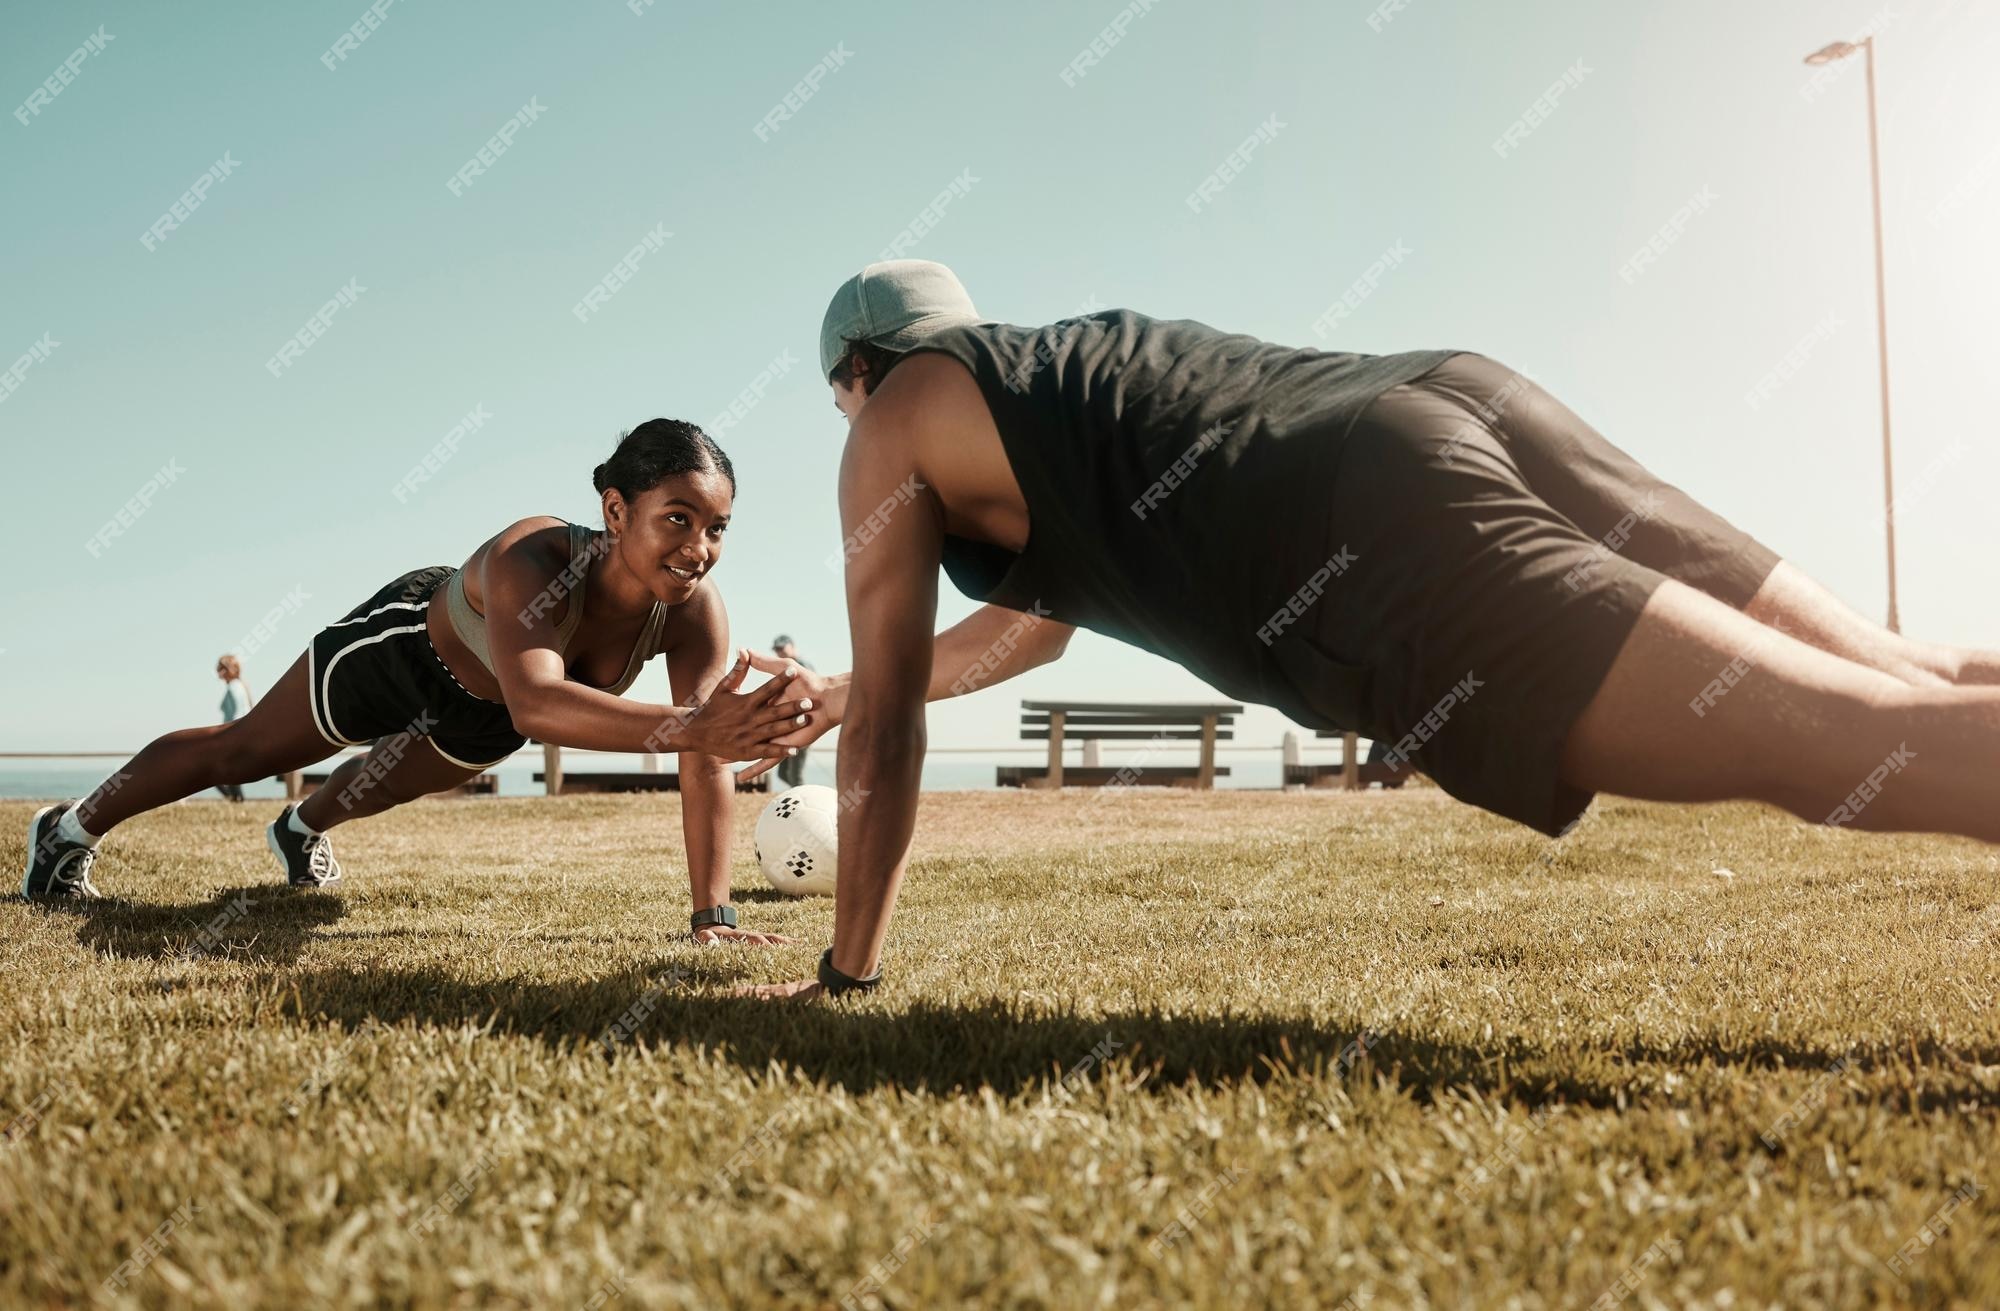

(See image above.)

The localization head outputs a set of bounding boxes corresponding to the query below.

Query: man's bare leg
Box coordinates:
[1740,561,2000,687]
[1562,578,2000,841]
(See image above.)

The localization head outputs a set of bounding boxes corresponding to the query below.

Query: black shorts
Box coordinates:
[1308,352,1781,836]
[306,566,525,770]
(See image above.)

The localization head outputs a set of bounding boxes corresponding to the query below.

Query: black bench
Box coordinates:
[530,770,771,795]
[996,700,1243,790]
[280,771,498,799]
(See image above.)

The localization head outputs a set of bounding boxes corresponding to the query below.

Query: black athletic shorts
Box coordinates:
[1309,352,1781,836]
[306,566,525,770]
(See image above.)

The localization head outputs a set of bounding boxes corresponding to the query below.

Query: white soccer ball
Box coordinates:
[754,784,839,897]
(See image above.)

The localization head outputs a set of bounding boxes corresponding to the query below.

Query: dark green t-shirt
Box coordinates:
[912,310,1460,728]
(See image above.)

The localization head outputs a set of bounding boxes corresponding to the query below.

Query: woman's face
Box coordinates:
[606,469,733,605]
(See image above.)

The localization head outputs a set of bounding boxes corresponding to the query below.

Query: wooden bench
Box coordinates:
[1283,730,1408,789]
[996,700,1243,789]
[532,743,769,795]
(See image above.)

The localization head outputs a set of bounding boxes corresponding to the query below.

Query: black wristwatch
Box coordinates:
[690,906,738,936]
[818,948,882,998]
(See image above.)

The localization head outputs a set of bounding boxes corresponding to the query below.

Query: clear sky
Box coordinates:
[3,0,1996,760]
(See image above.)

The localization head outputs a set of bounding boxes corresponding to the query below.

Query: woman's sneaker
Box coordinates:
[266,805,343,888]
[21,803,102,900]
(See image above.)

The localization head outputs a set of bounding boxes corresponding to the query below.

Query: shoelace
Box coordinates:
[302,834,334,883]
[55,845,99,893]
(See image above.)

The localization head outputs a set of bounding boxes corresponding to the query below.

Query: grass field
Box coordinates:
[3,788,1998,1309]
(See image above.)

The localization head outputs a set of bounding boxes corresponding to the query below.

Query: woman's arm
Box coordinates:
[481,521,812,760]
[667,585,793,947]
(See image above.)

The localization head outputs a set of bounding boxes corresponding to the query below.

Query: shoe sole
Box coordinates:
[21,805,56,898]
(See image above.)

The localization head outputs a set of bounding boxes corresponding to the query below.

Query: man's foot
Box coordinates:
[21,803,102,900]
[266,805,342,888]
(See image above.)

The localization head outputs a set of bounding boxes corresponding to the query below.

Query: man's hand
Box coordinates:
[693,925,799,947]
[731,977,823,1000]
[682,650,816,762]
[736,653,846,783]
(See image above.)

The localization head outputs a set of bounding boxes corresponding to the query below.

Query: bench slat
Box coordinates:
[1020,700,1245,715]
[1020,729,1234,742]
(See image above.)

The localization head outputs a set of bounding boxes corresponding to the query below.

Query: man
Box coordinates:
[770,634,815,787]
[742,258,2000,1000]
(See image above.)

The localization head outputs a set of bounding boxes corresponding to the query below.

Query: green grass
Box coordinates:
[3,789,1998,1308]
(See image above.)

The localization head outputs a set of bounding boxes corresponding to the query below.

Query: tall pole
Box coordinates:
[1861,36,1901,632]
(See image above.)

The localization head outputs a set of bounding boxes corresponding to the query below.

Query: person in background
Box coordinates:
[214,655,253,802]
[771,635,815,787]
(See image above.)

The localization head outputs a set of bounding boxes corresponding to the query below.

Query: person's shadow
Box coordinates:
[68,885,346,964]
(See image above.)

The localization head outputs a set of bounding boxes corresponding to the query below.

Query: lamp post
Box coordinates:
[1804,35,1899,632]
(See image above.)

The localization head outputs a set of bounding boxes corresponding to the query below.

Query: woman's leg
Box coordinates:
[74,650,334,836]
[296,735,483,833]
[1562,578,2000,841]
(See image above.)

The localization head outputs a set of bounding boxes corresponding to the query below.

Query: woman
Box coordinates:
[25,420,813,945]
[213,655,253,802]
[749,257,2000,998]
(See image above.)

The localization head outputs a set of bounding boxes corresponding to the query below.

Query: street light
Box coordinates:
[1803,34,1900,632]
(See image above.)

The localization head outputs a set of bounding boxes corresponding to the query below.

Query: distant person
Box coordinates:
[214,655,253,802]
[25,421,812,949]
[770,635,815,787]
[1365,737,1406,790]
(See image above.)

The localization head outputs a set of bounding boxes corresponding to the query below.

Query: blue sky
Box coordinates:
[3,0,1996,764]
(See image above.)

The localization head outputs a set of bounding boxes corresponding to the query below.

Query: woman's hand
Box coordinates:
[693,925,798,947]
[735,654,847,783]
[680,650,816,762]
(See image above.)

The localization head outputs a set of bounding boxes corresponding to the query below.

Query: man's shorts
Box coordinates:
[1303,351,1781,836]
[306,566,525,771]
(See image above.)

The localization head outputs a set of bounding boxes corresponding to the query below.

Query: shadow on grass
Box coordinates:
[72,886,346,964]
[268,964,2000,1113]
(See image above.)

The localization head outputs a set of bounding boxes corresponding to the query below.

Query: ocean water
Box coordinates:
[0,751,1291,802]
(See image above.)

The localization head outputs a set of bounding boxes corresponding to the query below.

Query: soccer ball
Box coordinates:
[754,784,839,897]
